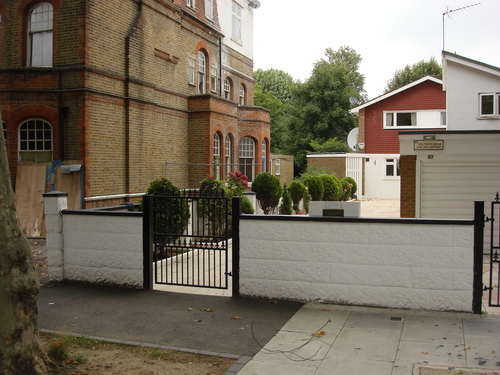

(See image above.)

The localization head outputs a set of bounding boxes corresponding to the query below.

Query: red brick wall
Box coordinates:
[364,81,446,154]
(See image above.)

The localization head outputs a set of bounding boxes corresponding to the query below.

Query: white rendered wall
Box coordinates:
[363,155,400,199]
[61,214,143,288]
[445,60,500,130]
[239,218,474,312]
[218,0,254,59]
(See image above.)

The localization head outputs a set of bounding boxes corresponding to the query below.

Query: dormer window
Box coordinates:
[205,0,213,19]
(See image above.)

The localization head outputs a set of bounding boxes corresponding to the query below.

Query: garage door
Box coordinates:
[420,162,500,219]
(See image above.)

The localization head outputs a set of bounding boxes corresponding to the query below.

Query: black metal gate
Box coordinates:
[485,192,500,307]
[143,190,237,291]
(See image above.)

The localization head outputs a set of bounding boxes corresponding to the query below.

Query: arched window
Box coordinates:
[224,78,232,100]
[239,84,246,105]
[261,141,267,173]
[239,137,255,182]
[213,133,221,179]
[28,2,53,67]
[225,134,233,173]
[198,50,206,94]
[18,119,53,162]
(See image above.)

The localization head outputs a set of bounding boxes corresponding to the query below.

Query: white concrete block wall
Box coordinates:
[239,219,475,312]
[61,214,143,288]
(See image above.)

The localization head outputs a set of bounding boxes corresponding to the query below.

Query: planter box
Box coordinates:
[309,201,361,218]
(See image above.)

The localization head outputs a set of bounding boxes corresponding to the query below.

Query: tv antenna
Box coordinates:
[442,3,481,51]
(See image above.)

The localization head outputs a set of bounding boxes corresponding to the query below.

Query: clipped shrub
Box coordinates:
[289,180,307,212]
[280,185,293,215]
[342,176,357,196]
[198,177,229,236]
[242,195,254,214]
[141,178,190,244]
[302,175,324,201]
[319,174,342,201]
[251,172,282,214]
[340,179,352,201]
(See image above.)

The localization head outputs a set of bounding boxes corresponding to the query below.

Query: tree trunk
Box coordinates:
[0,112,53,374]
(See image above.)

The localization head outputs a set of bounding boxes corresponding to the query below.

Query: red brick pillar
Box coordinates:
[400,155,416,218]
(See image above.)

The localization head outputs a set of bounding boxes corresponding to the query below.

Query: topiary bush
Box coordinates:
[251,172,282,214]
[198,177,229,236]
[141,178,190,244]
[242,195,254,214]
[280,185,293,215]
[340,179,352,201]
[342,177,357,197]
[289,180,307,212]
[319,174,342,201]
[302,176,324,201]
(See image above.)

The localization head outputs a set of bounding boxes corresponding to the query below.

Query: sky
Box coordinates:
[253,0,500,99]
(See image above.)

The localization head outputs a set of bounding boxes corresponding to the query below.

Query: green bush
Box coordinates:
[319,174,342,201]
[342,177,357,196]
[141,178,190,244]
[251,172,282,214]
[280,185,293,215]
[242,195,254,214]
[289,180,307,212]
[198,177,229,236]
[302,176,324,201]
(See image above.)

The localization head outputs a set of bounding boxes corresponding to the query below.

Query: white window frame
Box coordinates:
[198,51,206,94]
[188,56,196,85]
[479,93,500,118]
[385,158,400,178]
[224,78,231,100]
[275,159,281,176]
[239,84,245,105]
[205,0,213,19]
[213,133,221,180]
[239,137,255,182]
[187,0,195,9]
[232,2,242,43]
[383,110,447,129]
[18,119,53,162]
[28,2,53,67]
[225,134,233,173]
[210,64,218,93]
[261,142,267,173]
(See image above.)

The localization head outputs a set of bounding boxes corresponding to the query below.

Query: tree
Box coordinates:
[384,57,442,93]
[254,68,296,104]
[251,172,282,214]
[310,137,348,153]
[0,112,53,374]
[285,46,364,173]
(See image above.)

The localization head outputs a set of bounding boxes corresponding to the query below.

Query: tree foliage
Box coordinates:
[384,57,442,93]
[251,172,282,214]
[254,68,296,104]
[310,137,348,153]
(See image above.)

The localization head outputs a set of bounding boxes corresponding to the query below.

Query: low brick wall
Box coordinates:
[239,216,477,312]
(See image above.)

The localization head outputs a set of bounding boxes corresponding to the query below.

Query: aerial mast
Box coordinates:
[442,3,481,51]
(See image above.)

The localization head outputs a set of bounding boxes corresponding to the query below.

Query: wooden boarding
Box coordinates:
[14,160,83,237]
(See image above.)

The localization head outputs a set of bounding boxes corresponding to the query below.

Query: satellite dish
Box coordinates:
[347,128,359,151]
[248,0,260,9]
[349,97,358,106]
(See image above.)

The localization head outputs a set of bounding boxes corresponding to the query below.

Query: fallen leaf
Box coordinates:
[321,308,329,311]
[422,352,429,355]
[194,319,202,322]
[231,316,242,320]
[269,300,279,304]
[203,307,213,312]
[239,327,245,330]
[187,307,193,311]
[314,330,326,337]
[466,346,471,350]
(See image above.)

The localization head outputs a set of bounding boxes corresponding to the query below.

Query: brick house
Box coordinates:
[0,0,270,211]
[308,76,446,200]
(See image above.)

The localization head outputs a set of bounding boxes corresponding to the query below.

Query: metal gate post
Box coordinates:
[232,196,241,297]
[143,195,154,290]
[472,201,485,314]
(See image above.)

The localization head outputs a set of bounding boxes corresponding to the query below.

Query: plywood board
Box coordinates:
[14,161,49,237]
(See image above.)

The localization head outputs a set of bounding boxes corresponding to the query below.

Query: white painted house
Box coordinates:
[399,52,500,219]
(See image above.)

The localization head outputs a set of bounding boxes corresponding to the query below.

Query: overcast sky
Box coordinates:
[253,0,500,99]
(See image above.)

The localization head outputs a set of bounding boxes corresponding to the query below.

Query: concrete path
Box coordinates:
[236,303,500,375]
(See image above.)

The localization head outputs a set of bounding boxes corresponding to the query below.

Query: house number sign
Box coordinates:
[414,140,444,150]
